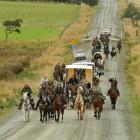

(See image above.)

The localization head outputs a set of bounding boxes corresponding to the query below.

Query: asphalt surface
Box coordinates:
[0,0,133,140]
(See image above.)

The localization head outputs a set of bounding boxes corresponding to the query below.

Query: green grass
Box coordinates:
[0,26,61,40]
[0,1,79,40]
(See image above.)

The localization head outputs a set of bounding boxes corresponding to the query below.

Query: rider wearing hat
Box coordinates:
[18,84,35,110]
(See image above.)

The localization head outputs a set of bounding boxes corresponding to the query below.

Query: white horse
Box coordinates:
[22,92,31,122]
[75,86,85,120]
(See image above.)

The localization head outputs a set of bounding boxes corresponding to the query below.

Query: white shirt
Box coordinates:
[40,78,48,86]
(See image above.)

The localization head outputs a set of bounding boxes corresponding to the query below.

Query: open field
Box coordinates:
[0,3,94,119]
[0,1,79,41]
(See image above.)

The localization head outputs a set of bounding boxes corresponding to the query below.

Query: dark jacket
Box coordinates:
[68,77,78,85]
[21,87,32,97]
[109,78,118,88]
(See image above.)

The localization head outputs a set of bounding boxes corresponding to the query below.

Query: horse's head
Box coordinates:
[68,85,77,94]
[23,92,28,100]
[77,86,84,94]
[22,92,30,105]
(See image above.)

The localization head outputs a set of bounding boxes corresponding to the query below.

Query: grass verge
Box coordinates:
[120,1,140,139]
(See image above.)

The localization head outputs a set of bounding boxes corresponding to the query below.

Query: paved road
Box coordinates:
[0,0,133,140]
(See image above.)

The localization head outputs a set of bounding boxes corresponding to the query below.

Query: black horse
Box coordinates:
[39,96,51,123]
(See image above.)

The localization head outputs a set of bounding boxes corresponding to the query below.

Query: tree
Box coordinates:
[123,4,140,20]
[3,19,23,45]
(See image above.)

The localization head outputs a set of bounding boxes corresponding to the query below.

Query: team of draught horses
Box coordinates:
[19,33,122,122]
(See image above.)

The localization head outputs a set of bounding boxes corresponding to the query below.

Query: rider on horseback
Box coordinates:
[54,84,67,108]
[90,83,105,104]
[18,84,35,110]
[111,47,117,58]
[109,77,120,95]
[35,84,51,110]
[55,62,61,70]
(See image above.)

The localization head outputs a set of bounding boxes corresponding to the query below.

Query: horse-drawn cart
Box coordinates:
[65,64,94,87]
[65,64,94,109]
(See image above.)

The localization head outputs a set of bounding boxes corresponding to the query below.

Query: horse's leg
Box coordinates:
[39,108,43,122]
[98,107,102,119]
[57,110,60,122]
[45,109,47,122]
[94,106,97,117]
[80,107,82,120]
[55,111,57,122]
[81,105,85,120]
[81,107,84,120]
[27,109,30,122]
[77,109,79,119]
[61,108,64,120]
[24,109,26,121]
[96,107,99,119]
[52,110,54,119]
[42,110,45,123]
[114,98,117,110]
[111,98,115,110]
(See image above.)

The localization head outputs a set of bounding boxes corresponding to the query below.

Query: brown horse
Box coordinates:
[52,94,66,122]
[68,84,78,95]
[75,86,85,120]
[107,88,120,110]
[92,93,103,119]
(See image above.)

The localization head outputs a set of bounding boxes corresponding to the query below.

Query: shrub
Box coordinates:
[123,4,140,20]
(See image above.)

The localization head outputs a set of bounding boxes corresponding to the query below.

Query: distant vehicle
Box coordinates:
[74,49,86,61]
[101,29,111,36]
[81,34,93,42]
